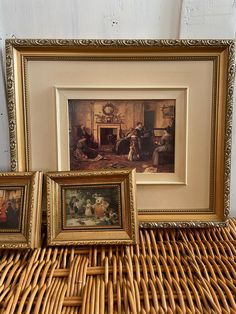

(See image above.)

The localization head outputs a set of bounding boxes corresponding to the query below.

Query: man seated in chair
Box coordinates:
[77,124,97,149]
[152,130,174,168]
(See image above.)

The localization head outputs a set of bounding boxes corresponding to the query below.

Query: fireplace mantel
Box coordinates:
[96,123,121,146]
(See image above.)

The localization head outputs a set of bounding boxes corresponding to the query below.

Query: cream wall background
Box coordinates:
[0,0,236,215]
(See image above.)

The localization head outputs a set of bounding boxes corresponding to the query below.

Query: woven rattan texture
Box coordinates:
[0,219,236,313]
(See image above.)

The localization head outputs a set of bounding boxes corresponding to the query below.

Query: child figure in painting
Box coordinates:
[84,199,93,217]
[128,130,140,161]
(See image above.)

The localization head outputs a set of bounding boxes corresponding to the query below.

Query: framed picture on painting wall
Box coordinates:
[46,169,137,245]
[0,172,43,248]
[55,87,186,185]
[6,39,235,227]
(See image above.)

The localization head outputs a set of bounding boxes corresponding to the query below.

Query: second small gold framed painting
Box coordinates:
[46,169,137,245]
[6,39,235,227]
[0,172,43,248]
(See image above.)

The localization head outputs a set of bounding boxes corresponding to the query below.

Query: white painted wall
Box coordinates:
[0,0,236,215]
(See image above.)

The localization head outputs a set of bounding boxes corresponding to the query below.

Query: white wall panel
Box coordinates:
[0,0,182,39]
[0,0,236,215]
[0,0,182,170]
[180,0,236,38]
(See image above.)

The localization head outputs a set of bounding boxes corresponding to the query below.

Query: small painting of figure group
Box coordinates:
[0,188,22,230]
[63,185,121,228]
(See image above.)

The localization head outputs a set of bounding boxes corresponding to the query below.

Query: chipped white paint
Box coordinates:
[0,0,236,215]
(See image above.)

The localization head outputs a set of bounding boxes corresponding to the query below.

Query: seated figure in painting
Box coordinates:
[74,138,102,162]
[71,124,101,164]
[152,130,174,168]
[74,139,88,161]
[77,124,98,149]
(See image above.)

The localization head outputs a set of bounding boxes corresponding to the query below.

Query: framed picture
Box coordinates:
[0,172,43,248]
[46,169,137,245]
[55,87,186,185]
[6,39,235,227]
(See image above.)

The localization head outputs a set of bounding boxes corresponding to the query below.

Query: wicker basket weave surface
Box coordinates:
[0,219,236,313]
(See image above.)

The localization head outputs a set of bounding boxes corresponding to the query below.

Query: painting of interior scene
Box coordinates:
[68,99,175,173]
[63,185,121,228]
[0,188,23,230]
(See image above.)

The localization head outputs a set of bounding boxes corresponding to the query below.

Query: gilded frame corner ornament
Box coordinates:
[5,39,235,228]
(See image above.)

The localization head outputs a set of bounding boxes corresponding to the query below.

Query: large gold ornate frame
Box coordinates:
[5,39,235,228]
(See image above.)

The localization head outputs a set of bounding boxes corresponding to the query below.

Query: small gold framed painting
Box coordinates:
[0,172,43,248]
[46,169,138,246]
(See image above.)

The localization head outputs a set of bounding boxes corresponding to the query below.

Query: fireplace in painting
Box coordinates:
[97,124,121,147]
